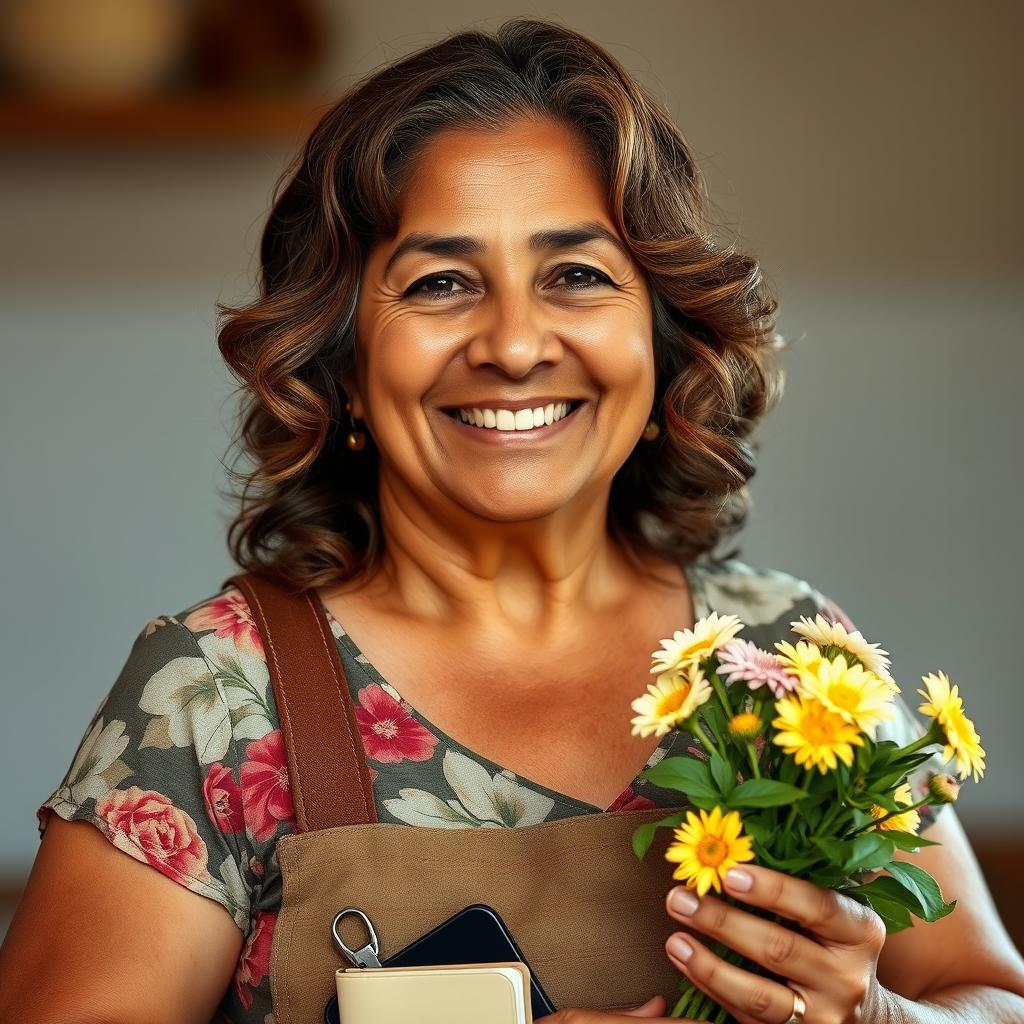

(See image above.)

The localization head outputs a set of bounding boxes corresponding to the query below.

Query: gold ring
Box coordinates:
[782,987,806,1024]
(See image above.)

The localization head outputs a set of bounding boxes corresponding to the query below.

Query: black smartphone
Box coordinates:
[323,903,558,1022]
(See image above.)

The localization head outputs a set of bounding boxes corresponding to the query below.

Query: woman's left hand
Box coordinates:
[664,862,888,1024]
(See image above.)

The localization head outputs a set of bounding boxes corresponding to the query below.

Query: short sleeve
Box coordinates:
[37,612,260,934]
[805,586,947,833]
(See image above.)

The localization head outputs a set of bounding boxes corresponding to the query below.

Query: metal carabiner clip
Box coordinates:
[331,906,384,969]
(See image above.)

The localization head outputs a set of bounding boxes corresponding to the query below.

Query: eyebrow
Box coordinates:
[383,220,630,277]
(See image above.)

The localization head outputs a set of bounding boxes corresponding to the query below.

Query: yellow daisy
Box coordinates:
[650,612,745,675]
[917,671,986,782]
[774,638,827,680]
[798,653,896,739]
[664,806,756,897]
[789,612,894,680]
[869,782,921,835]
[631,666,713,738]
[772,694,865,773]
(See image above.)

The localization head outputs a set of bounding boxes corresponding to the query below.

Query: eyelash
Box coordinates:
[404,264,613,302]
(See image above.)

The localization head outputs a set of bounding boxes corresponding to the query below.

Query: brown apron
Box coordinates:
[230,572,690,1024]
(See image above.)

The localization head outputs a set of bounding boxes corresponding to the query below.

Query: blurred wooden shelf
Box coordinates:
[0,90,333,145]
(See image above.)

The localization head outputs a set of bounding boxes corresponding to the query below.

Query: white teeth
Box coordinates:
[451,401,577,431]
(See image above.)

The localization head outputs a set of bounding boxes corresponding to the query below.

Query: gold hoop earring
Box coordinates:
[642,417,660,441]
[344,400,367,451]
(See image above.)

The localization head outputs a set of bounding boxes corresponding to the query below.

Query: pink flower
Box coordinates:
[234,911,276,1010]
[184,589,264,658]
[240,730,295,842]
[354,684,439,763]
[203,763,243,834]
[94,786,210,885]
[716,638,797,699]
[607,786,656,812]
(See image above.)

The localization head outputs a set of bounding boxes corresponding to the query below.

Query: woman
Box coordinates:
[2,17,1022,1024]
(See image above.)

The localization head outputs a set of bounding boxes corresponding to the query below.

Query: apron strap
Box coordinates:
[226,571,379,831]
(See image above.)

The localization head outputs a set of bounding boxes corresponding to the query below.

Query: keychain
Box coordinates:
[331,907,384,968]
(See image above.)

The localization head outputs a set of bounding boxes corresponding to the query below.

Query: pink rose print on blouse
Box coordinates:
[606,786,656,812]
[819,598,857,634]
[240,729,295,842]
[234,910,276,1010]
[94,786,210,885]
[354,684,439,763]
[202,763,244,834]
[184,589,264,658]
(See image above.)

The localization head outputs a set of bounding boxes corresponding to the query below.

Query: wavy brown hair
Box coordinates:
[216,16,788,592]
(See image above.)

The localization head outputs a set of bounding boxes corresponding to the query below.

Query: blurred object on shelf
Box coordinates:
[191,0,327,93]
[0,0,190,100]
[0,91,331,146]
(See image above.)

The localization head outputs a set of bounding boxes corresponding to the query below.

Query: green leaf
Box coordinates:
[632,811,689,860]
[708,752,737,796]
[845,832,896,873]
[728,779,810,809]
[886,861,957,922]
[641,756,717,801]
[814,833,896,874]
[883,830,941,853]
[845,876,918,933]
[812,836,851,868]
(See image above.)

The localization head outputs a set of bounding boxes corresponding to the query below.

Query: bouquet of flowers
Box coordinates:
[629,609,985,1022]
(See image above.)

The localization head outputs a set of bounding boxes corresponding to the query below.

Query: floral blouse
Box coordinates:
[36,555,944,1023]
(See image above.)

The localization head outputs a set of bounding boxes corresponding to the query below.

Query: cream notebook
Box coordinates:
[335,961,533,1024]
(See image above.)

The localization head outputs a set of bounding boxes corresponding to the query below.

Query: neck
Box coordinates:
[359,468,652,638]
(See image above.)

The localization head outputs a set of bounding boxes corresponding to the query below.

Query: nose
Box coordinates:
[463,291,564,379]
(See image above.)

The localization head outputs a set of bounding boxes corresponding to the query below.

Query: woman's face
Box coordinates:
[348,114,655,525]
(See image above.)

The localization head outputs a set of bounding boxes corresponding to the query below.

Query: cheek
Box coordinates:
[584,322,656,397]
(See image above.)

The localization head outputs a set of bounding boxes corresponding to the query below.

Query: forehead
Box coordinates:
[393,116,612,232]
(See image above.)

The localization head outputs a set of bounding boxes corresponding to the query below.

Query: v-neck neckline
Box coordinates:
[316,556,712,814]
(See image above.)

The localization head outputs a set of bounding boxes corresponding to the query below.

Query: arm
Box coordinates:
[872,809,1024,1023]
[0,815,243,1024]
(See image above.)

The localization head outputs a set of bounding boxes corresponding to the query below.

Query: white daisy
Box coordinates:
[790,613,894,681]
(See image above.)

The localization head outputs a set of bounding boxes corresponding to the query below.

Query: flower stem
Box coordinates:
[710,669,733,719]
[690,719,729,762]
[898,723,942,757]
[847,796,931,835]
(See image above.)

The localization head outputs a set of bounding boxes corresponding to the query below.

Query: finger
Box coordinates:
[622,995,669,1015]
[665,884,829,987]
[723,863,884,948]
[545,995,681,1022]
[666,929,807,1024]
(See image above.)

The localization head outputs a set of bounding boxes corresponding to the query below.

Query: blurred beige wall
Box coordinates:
[2,0,1021,896]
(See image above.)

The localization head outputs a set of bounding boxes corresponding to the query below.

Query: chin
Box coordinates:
[450,486,582,525]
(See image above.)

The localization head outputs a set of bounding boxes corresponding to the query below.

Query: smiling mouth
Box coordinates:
[441,400,585,432]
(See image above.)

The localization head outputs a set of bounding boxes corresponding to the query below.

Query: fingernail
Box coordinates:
[669,886,700,916]
[725,868,753,892]
[667,933,693,963]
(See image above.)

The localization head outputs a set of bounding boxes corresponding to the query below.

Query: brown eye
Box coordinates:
[405,273,470,300]
[553,265,612,291]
